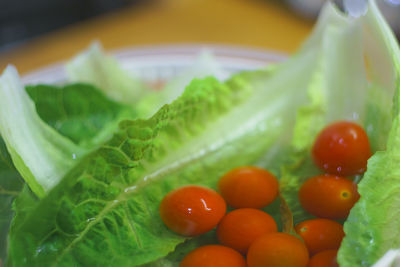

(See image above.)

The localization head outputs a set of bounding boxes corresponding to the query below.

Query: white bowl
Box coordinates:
[21,44,286,85]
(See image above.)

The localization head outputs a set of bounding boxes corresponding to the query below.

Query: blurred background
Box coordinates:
[0,0,399,73]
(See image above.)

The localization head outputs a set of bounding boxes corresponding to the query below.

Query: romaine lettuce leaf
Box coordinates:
[26,83,136,148]
[0,67,139,197]
[338,0,400,265]
[0,138,24,262]
[279,2,374,225]
[372,249,400,267]
[0,67,86,197]
[136,51,228,118]
[0,80,137,262]
[7,49,322,265]
[66,43,149,104]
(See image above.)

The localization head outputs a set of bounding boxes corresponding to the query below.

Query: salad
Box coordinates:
[1,0,400,266]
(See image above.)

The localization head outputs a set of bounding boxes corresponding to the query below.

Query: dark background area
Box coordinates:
[0,0,144,51]
[0,0,398,53]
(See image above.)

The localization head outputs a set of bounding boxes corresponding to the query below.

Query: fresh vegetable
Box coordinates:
[338,0,400,265]
[218,166,279,209]
[26,83,136,148]
[298,175,359,219]
[66,42,149,105]
[295,219,344,255]
[179,245,246,267]
[160,185,226,236]
[0,67,85,197]
[246,232,309,267]
[6,73,306,266]
[1,0,400,265]
[308,250,338,267]
[216,208,278,253]
[312,121,371,176]
[0,138,24,261]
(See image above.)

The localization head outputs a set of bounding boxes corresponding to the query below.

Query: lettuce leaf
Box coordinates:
[0,78,138,262]
[0,138,24,262]
[7,52,321,266]
[26,83,136,148]
[338,1,400,265]
[136,51,228,118]
[66,43,149,104]
[0,67,86,197]
[0,66,140,197]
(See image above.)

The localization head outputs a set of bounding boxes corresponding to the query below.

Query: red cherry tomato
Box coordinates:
[312,121,371,176]
[299,175,360,219]
[160,185,226,236]
[308,250,339,267]
[295,219,344,255]
[180,245,247,267]
[217,208,278,253]
[218,166,279,209]
[247,233,309,267]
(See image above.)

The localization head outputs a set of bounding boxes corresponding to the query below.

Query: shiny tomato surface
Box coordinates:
[217,208,278,253]
[299,175,360,219]
[312,121,371,176]
[180,245,247,267]
[247,233,309,267]
[295,219,344,255]
[218,166,279,209]
[308,250,339,267]
[160,185,226,236]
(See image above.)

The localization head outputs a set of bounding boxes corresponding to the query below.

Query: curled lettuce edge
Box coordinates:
[0,66,85,197]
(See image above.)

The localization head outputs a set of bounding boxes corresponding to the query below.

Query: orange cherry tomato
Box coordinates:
[218,166,279,209]
[247,233,309,267]
[312,121,371,176]
[217,208,278,253]
[160,185,226,236]
[308,250,339,267]
[180,245,247,267]
[295,219,344,255]
[299,175,360,219]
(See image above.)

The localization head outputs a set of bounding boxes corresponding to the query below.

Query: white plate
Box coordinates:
[21,44,286,85]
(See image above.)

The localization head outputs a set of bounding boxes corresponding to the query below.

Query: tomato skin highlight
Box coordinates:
[217,208,278,253]
[218,166,279,209]
[159,185,226,236]
[312,121,371,176]
[180,245,247,267]
[308,250,339,267]
[247,232,309,267]
[299,175,360,219]
[295,219,344,255]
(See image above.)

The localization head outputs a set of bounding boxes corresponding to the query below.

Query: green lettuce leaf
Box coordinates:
[279,2,377,225]
[0,67,86,197]
[0,80,137,262]
[26,83,136,148]
[136,51,228,118]
[66,43,149,104]
[7,53,322,266]
[338,0,400,265]
[0,137,24,262]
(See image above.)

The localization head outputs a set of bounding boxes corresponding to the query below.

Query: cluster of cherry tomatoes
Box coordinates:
[159,121,371,267]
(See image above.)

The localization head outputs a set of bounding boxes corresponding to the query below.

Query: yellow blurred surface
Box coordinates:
[0,0,313,74]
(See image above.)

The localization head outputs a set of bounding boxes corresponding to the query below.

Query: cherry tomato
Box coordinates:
[312,121,371,176]
[295,219,344,255]
[180,245,247,267]
[160,185,226,236]
[247,232,309,267]
[218,166,279,209]
[299,175,360,219]
[308,250,339,267]
[217,208,278,253]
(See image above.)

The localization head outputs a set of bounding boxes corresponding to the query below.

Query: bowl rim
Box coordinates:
[21,43,287,84]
